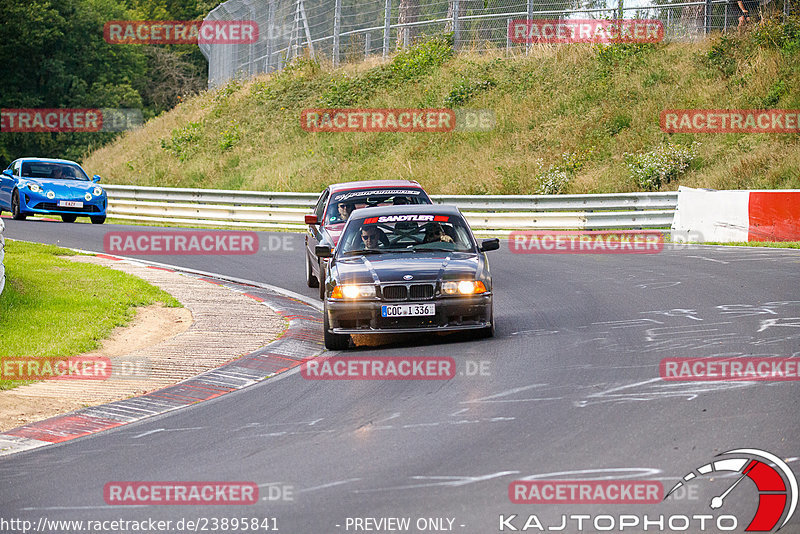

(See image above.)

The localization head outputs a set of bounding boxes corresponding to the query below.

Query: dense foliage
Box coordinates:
[0,0,223,167]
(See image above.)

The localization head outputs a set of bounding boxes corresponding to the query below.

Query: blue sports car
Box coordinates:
[0,158,107,224]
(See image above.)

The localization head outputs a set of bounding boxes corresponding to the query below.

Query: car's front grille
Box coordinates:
[36,202,100,213]
[409,284,434,299]
[381,285,407,301]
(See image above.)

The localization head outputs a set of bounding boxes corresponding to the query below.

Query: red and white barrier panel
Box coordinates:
[672,186,800,242]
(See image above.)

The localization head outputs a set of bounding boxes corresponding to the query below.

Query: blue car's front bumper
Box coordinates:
[20,190,107,216]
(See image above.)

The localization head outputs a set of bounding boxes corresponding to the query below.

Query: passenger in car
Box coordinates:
[423,223,454,243]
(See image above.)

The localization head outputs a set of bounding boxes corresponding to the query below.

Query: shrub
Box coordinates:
[219,121,240,151]
[443,79,495,107]
[161,121,203,161]
[624,142,699,191]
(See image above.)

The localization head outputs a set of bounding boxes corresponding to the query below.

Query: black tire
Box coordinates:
[323,301,350,351]
[306,251,319,288]
[478,309,495,339]
[90,215,106,225]
[61,214,77,223]
[11,190,27,220]
[318,262,326,301]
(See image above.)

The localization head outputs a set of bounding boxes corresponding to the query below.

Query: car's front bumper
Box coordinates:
[326,294,492,334]
[21,191,106,216]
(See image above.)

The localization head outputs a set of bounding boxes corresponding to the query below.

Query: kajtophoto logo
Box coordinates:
[665,449,798,532]
[508,19,664,44]
[500,450,796,531]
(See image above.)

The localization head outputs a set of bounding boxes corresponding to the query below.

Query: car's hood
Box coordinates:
[24,178,94,192]
[333,252,480,285]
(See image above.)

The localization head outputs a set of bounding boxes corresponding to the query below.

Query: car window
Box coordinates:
[326,189,430,224]
[314,190,329,221]
[12,161,21,176]
[339,214,475,255]
[20,162,89,181]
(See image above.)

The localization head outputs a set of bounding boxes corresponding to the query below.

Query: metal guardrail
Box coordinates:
[103,185,677,232]
[0,218,5,296]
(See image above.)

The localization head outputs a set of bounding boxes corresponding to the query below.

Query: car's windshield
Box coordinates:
[326,188,429,224]
[339,214,475,255]
[20,162,89,181]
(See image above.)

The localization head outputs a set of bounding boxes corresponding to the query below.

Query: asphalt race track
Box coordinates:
[1,218,799,534]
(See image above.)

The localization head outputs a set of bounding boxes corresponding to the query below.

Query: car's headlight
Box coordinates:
[85,193,93,201]
[442,280,487,295]
[46,191,55,199]
[331,284,376,299]
[28,183,41,193]
[93,187,103,196]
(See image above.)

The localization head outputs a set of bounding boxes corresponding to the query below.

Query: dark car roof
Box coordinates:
[348,204,461,220]
[327,180,423,193]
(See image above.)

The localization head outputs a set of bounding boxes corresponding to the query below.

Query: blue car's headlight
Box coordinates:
[93,187,103,197]
[84,193,93,202]
[46,191,55,199]
[28,183,41,193]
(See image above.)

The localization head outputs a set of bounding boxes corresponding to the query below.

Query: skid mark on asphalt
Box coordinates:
[352,471,519,493]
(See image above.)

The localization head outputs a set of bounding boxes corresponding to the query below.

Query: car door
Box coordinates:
[306,189,329,274]
[0,160,19,210]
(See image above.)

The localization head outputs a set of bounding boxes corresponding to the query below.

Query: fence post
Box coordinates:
[526,0,532,55]
[452,0,460,50]
[506,18,511,55]
[704,0,712,33]
[365,32,371,56]
[383,0,391,57]
[333,0,342,65]
[266,0,276,71]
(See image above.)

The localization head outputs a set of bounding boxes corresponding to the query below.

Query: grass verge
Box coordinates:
[0,240,180,390]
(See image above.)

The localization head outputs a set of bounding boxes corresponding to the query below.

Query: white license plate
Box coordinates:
[381,303,435,317]
[58,201,83,208]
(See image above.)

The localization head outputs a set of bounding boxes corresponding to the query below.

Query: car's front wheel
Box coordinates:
[90,215,106,225]
[318,262,326,300]
[477,308,495,339]
[323,301,350,351]
[306,252,319,288]
[11,190,26,220]
[61,214,77,223]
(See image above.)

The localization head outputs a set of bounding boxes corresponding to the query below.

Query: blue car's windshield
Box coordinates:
[21,162,89,181]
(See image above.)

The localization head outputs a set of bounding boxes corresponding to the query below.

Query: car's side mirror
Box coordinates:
[315,245,332,258]
[92,175,102,183]
[305,214,318,225]
[479,238,500,252]
[1,169,13,178]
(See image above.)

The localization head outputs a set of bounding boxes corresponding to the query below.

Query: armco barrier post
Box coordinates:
[0,218,5,296]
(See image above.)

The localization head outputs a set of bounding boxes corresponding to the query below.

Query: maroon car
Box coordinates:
[304,180,433,299]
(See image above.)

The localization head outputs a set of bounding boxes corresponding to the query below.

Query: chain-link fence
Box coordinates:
[199,0,790,88]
